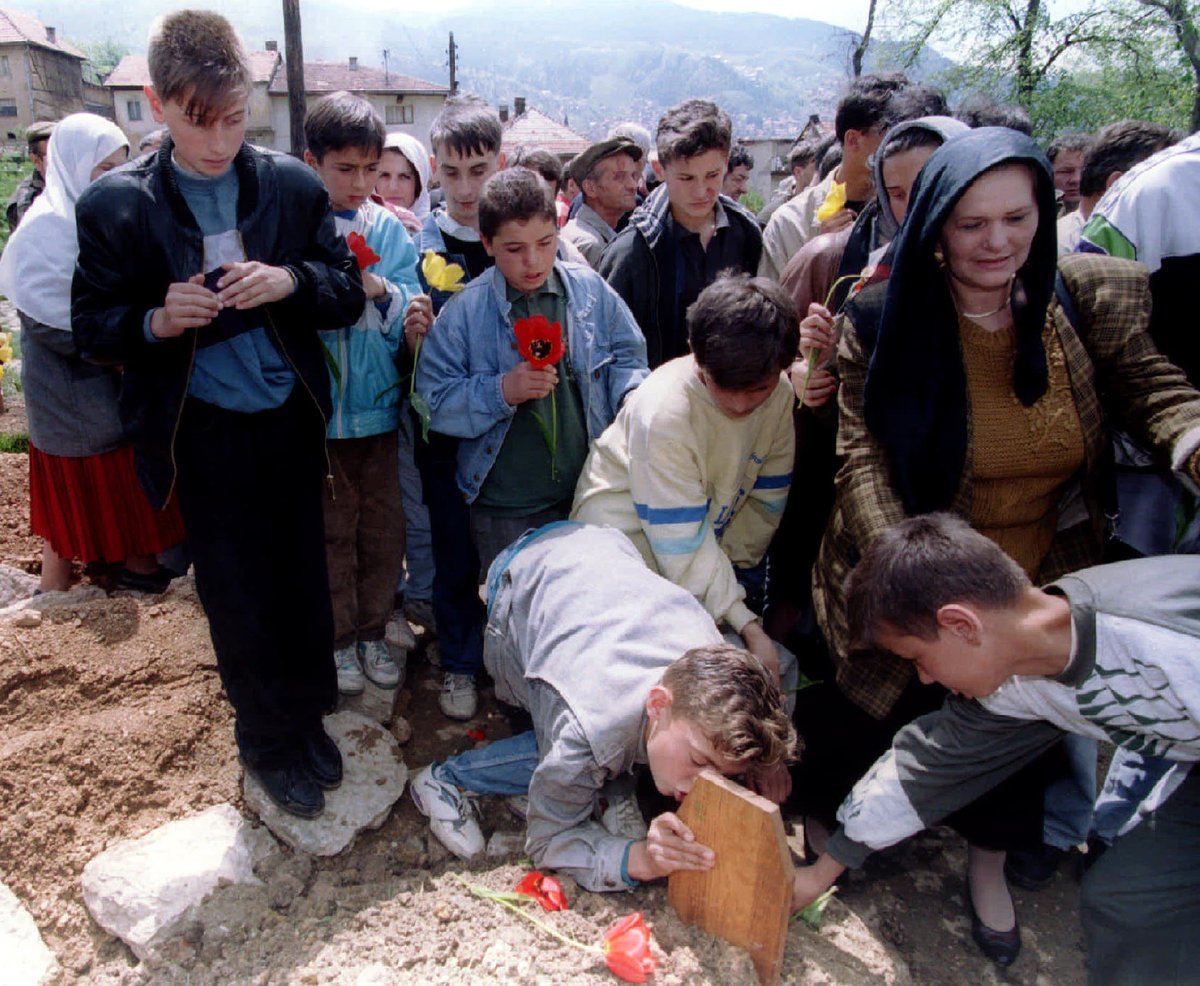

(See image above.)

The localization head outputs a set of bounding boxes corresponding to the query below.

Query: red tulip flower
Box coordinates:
[514,315,564,369]
[346,231,381,270]
[512,315,566,478]
[514,871,570,912]
[603,912,657,983]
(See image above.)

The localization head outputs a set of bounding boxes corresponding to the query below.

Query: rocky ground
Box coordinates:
[0,385,1090,985]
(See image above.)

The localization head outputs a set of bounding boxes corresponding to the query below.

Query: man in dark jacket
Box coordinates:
[598,100,762,368]
[72,11,364,820]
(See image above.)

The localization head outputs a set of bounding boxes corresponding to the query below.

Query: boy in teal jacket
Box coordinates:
[305,92,419,694]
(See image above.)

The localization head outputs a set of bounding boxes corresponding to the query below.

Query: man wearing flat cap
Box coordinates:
[561,137,643,268]
[7,120,54,232]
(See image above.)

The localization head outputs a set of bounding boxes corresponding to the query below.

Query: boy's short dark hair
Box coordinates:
[955,94,1033,135]
[147,10,251,126]
[687,273,798,390]
[478,167,556,239]
[1047,132,1093,162]
[656,99,732,165]
[834,73,909,141]
[883,83,949,128]
[429,93,502,159]
[846,513,1030,652]
[788,137,820,170]
[304,91,386,162]
[662,644,798,767]
[1079,120,1176,197]
[728,144,754,171]
[510,146,564,188]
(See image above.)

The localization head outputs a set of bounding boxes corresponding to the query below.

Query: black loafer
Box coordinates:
[302,728,343,790]
[117,566,174,594]
[244,760,324,818]
[966,883,1021,967]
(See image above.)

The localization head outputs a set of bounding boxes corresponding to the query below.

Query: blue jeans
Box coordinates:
[397,399,434,602]
[435,729,538,796]
[1043,733,1098,849]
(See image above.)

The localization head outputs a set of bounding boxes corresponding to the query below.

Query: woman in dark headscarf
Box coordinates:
[794,128,1200,965]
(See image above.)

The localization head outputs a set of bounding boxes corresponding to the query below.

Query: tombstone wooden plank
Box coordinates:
[667,769,794,985]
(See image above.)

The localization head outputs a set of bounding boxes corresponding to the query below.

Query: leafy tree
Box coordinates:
[77,39,131,81]
[1136,0,1200,130]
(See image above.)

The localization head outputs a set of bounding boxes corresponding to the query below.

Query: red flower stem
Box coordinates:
[452,875,600,955]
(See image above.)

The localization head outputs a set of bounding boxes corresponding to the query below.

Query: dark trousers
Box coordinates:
[789,633,1052,853]
[1081,767,1200,985]
[413,423,483,675]
[324,431,405,648]
[470,503,571,578]
[174,390,336,768]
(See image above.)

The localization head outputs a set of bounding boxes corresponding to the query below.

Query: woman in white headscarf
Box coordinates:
[0,113,184,593]
[375,132,431,234]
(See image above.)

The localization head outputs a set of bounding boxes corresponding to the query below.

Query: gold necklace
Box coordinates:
[959,299,1009,319]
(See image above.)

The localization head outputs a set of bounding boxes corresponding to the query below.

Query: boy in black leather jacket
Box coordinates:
[72,10,365,819]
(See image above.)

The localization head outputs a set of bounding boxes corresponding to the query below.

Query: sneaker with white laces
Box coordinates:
[359,639,403,689]
[334,644,365,695]
[439,672,478,720]
[410,765,484,859]
[598,791,648,840]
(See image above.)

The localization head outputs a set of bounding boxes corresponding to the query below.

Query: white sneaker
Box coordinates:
[598,791,648,840]
[359,639,402,689]
[334,644,364,695]
[410,765,484,859]
[439,672,478,720]
[385,613,417,651]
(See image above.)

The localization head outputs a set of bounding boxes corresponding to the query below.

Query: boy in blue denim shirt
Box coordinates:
[416,168,648,576]
[303,92,419,696]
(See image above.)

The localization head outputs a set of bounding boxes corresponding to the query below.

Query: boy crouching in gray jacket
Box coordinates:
[411,521,796,892]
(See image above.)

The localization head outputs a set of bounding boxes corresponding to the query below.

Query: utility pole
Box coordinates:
[382,49,389,87]
[447,31,457,94]
[282,0,307,158]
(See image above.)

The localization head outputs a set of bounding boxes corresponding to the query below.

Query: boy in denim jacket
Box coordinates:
[303,92,419,695]
[416,168,648,574]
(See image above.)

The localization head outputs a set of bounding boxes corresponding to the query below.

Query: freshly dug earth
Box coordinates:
[0,450,1089,985]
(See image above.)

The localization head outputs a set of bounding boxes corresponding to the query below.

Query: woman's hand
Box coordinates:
[790,358,838,408]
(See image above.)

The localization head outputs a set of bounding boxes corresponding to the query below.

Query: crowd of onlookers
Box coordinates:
[2,9,1198,983]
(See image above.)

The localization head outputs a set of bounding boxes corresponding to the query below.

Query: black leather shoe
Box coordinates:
[302,728,343,790]
[244,760,324,818]
[966,881,1021,967]
[1004,844,1064,890]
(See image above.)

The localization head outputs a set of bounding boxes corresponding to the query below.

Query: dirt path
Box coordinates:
[0,453,1088,984]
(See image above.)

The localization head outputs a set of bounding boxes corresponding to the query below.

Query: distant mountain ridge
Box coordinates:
[16,0,951,139]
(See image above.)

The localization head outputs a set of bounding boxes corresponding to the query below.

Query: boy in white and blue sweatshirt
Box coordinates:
[794,513,1200,985]
[304,92,419,694]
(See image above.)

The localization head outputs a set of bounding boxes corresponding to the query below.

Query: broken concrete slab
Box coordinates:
[242,710,408,856]
[80,803,273,961]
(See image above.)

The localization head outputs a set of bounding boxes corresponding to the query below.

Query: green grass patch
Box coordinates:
[0,156,32,253]
[0,432,29,453]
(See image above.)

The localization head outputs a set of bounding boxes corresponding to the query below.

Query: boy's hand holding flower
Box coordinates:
[502,361,558,405]
[403,293,433,350]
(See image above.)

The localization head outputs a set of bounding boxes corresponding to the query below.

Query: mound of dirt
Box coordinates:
[0,453,1088,984]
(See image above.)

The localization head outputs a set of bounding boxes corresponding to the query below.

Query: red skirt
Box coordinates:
[29,445,185,564]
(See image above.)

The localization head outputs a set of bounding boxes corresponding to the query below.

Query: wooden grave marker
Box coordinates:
[667,769,794,985]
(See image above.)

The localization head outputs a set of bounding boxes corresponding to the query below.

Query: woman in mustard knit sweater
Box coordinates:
[791,128,1200,967]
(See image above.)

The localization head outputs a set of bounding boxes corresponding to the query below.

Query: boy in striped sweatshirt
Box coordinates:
[572,273,797,688]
